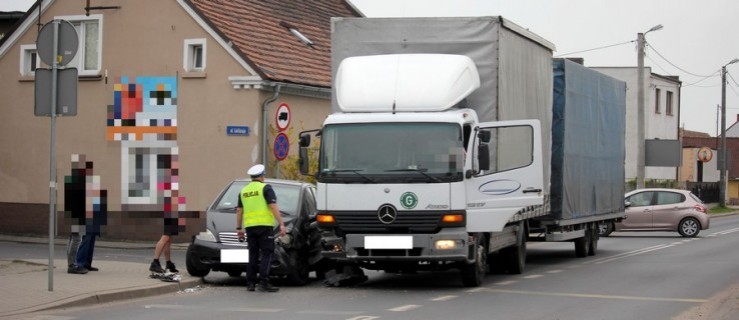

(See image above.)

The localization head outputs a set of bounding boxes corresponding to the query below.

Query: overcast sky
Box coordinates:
[4,0,738,136]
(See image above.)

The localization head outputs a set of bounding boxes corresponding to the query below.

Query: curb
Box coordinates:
[0,234,189,250]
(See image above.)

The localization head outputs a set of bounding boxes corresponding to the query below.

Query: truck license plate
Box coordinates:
[365,236,413,249]
[221,249,249,263]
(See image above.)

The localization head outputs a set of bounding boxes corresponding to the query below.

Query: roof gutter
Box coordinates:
[261,84,281,172]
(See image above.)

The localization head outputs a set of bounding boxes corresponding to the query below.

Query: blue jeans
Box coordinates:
[246,226,275,285]
[76,233,97,268]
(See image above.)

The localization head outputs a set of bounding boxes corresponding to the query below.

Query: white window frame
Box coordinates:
[19,44,39,76]
[55,14,103,76]
[183,38,206,72]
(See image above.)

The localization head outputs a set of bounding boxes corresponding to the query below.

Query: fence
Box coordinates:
[686,182,719,203]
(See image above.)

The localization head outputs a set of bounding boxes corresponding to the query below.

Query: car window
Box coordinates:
[215,181,248,210]
[655,192,684,205]
[214,181,300,216]
[627,191,654,207]
[689,193,703,204]
[301,187,317,218]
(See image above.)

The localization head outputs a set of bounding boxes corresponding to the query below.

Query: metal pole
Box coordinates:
[720,66,727,207]
[48,20,59,292]
[636,32,646,189]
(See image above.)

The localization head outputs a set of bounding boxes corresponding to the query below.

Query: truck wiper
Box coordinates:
[385,168,441,182]
[323,169,375,182]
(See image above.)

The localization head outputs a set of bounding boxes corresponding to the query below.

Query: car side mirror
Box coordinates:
[624,201,631,208]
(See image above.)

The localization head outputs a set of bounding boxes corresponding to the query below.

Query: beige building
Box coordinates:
[0,0,360,241]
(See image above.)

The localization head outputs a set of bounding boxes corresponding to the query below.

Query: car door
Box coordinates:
[465,120,544,232]
[622,191,655,229]
[650,191,686,229]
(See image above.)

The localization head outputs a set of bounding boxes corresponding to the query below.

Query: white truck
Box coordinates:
[298,17,626,286]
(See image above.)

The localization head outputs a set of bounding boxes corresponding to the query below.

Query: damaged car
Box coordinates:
[186,178,325,285]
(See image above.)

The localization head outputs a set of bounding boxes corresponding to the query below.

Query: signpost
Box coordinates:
[35,19,79,292]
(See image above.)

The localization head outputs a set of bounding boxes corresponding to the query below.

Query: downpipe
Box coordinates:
[261,84,282,168]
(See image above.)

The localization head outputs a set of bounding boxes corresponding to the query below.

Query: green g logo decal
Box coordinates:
[400,192,418,209]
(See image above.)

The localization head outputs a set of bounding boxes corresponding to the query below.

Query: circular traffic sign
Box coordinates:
[275,103,291,131]
[273,133,290,161]
[697,146,713,162]
[37,19,79,66]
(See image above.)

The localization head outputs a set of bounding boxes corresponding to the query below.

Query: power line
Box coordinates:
[646,42,715,77]
[682,70,721,87]
[554,40,635,57]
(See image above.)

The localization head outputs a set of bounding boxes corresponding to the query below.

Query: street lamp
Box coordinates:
[719,58,739,207]
[636,24,663,189]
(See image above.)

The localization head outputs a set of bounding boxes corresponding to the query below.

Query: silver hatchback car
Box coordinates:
[599,188,709,237]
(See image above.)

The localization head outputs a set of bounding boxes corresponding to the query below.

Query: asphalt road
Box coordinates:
[10,215,739,320]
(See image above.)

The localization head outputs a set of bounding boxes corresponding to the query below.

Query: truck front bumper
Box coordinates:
[322,228,471,263]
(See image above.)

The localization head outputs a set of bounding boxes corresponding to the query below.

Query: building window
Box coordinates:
[666,91,673,115]
[183,39,206,72]
[20,44,39,76]
[55,14,103,76]
[654,88,661,114]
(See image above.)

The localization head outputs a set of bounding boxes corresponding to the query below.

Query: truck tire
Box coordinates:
[185,246,210,277]
[574,224,591,258]
[587,222,598,256]
[500,222,526,274]
[461,234,486,287]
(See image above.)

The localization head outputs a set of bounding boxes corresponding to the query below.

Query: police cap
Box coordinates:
[247,164,265,178]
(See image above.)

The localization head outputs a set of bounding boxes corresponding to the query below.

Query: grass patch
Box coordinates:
[708,206,736,215]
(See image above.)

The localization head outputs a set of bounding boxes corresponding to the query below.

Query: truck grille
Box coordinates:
[332,211,443,234]
[218,232,248,246]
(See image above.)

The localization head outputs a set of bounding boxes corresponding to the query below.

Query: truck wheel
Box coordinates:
[598,222,613,237]
[185,246,210,277]
[500,223,526,274]
[587,223,598,256]
[287,250,310,286]
[461,235,486,287]
[574,225,591,258]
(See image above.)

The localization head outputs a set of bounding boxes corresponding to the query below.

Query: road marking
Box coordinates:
[711,227,739,235]
[297,310,364,315]
[430,295,458,301]
[493,280,517,286]
[474,288,707,303]
[387,304,422,312]
[144,304,282,312]
[588,244,673,264]
[546,269,564,274]
[522,274,543,279]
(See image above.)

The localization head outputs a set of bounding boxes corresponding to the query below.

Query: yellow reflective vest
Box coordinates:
[240,181,276,228]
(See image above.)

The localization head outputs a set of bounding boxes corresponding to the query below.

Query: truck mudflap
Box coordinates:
[321,229,471,264]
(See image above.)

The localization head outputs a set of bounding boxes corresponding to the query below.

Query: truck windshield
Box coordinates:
[319,122,464,183]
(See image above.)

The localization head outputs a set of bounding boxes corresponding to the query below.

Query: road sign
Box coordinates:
[697,147,713,162]
[34,68,78,116]
[274,133,290,161]
[275,103,291,131]
[226,126,249,136]
[37,19,78,66]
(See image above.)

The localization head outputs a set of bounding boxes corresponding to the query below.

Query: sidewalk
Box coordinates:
[0,236,200,318]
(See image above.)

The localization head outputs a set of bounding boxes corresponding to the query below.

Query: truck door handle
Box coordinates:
[522,188,541,193]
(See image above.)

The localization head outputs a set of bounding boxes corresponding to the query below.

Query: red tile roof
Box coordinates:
[187,0,361,88]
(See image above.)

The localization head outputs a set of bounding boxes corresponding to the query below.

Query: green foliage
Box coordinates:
[267,122,319,184]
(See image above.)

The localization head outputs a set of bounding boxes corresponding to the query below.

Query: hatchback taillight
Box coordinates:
[694,205,707,213]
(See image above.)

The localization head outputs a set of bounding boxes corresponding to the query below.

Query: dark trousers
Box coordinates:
[246,226,275,285]
[76,233,97,268]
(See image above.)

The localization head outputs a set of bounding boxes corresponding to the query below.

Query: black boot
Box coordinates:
[257,282,279,292]
[149,259,164,273]
[166,261,179,273]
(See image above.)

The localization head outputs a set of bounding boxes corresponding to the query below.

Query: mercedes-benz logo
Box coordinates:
[377,204,397,224]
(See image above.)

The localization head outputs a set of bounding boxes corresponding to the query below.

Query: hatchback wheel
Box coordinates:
[678,217,700,237]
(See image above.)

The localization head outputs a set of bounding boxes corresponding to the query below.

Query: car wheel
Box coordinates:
[227,270,242,277]
[185,245,210,277]
[598,222,614,237]
[678,217,701,237]
[287,250,309,286]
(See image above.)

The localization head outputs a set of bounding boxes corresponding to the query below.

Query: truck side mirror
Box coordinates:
[299,147,310,175]
[478,144,490,171]
[478,130,491,143]
[299,133,311,147]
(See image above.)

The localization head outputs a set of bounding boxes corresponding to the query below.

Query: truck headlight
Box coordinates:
[435,239,463,250]
[196,229,216,242]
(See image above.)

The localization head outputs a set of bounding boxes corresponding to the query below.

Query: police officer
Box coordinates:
[236,164,286,292]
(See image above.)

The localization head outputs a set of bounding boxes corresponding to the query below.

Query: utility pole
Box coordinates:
[636,25,663,190]
[719,59,739,207]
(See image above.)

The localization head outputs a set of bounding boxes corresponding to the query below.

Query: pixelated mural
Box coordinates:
[107,76,187,234]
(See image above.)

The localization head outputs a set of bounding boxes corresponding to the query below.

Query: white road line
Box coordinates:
[587,244,672,265]
[297,310,364,315]
[387,304,422,312]
[595,244,674,264]
[546,269,564,274]
[712,227,739,235]
[144,304,282,312]
[493,280,517,286]
[474,288,707,303]
[430,295,458,301]
[522,274,544,279]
